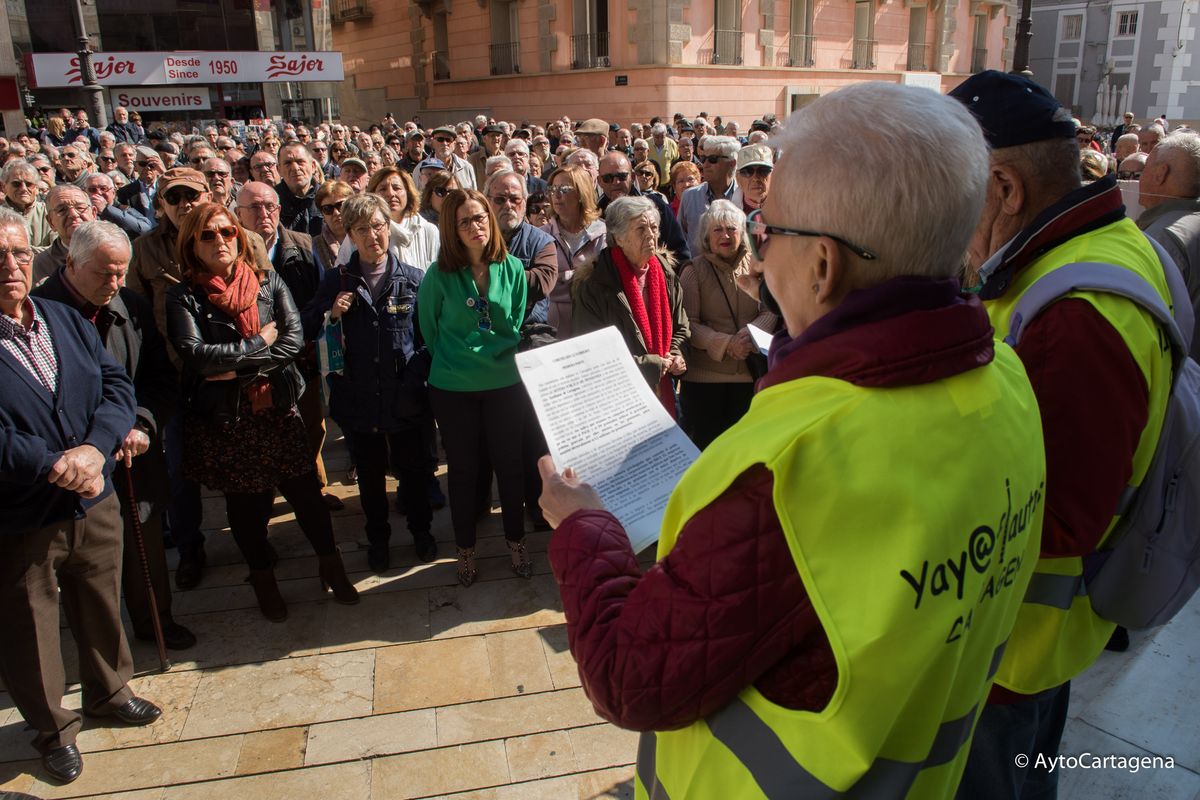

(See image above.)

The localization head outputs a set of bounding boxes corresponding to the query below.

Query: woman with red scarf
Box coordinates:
[572,195,690,415]
[165,203,358,621]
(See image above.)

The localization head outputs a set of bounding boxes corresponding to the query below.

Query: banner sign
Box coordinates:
[110,86,212,112]
[26,51,344,89]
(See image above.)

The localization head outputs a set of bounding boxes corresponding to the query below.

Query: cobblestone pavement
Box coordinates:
[0,430,1196,799]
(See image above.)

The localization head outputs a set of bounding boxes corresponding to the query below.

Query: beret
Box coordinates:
[948,70,1076,149]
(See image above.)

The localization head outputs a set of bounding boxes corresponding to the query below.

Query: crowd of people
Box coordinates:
[1,85,1196,797]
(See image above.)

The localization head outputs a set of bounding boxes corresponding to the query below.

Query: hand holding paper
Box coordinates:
[537,456,604,528]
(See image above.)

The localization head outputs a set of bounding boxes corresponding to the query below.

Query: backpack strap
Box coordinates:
[1005,242,1192,369]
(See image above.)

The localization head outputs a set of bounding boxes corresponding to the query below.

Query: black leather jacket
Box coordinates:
[165,269,305,424]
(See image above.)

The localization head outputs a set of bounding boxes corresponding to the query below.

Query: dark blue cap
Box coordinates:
[949,70,1076,149]
[417,158,446,171]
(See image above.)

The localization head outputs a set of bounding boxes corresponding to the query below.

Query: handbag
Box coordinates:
[708,260,770,380]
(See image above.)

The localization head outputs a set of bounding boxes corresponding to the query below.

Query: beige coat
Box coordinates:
[679,247,778,383]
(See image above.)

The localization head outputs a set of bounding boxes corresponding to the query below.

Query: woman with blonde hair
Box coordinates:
[668,160,701,218]
[541,165,606,334]
[350,165,439,270]
[312,179,353,272]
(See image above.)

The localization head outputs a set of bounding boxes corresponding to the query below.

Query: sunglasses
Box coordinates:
[320,200,345,215]
[738,165,772,179]
[744,208,878,262]
[466,296,492,331]
[434,137,455,144]
[549,185,577,197]
[1117,171,1141,180]
[433,187,452,197]
[490,194,523,206]
[98,155,116,163]
[198,226,238,242]
[203,170,231,179]
[163,187,201,205]
[635,170,656,179]
[599,172,630,184]
[701,155,729,164]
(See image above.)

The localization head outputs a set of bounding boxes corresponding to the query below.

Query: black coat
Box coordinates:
[33,272,177,520]
[165,269,305,425]
[599,185,692,265]
[302,252,430,433]
[275,179,323,236]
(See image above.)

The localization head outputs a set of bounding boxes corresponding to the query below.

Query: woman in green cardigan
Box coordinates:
[418,188,531,586]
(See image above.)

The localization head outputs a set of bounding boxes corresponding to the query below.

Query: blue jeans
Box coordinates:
[164,411,205,558]
[957,682,1071,800]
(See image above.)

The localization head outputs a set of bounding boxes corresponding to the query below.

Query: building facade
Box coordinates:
[4,0,340,127]
[1029,0,1198,125]
[331,0,1016,126]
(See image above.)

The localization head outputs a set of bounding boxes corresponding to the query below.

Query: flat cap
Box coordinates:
[576,118,609,136]
[156,167,207,195]
[948,70,1076,149]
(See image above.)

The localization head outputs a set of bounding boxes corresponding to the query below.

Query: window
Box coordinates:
[713,0,744,65]
[1062,13,1082,40]
[432,11,450,80]
[489,0,520,75]
[1117,10,1138,36]
[1054,74,1077,108]
[970,13,988,72]
[789,0,814,66]
[571,0,610,68]
[907,6,930,70]
[852,0,875,69]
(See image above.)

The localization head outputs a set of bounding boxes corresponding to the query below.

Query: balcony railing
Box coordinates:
[851,38,876,69]
[570,32,611,69]
[711,28,744,65]
[906,42,934,71]
[331,0,372,22]
[489,41,520,75]
[970,47,988,73]
[431,50,450,81]
[789,33,815,66]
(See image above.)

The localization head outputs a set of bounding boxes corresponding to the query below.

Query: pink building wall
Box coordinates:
[334,0,1012,127]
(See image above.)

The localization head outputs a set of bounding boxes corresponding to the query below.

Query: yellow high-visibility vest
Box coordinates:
[984,217,1173,694]
[637,343,1045,799]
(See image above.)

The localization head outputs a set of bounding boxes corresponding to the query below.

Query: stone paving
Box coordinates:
[0,430,1197,799]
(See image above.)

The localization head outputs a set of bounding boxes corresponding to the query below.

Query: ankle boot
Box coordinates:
[248,568,288,622]
[318,550,360,605]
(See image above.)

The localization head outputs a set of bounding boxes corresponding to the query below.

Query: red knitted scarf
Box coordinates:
[196,261,273,412]
[612,246,675,417]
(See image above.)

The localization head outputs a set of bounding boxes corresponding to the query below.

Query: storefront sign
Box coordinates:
[110,86,212,112]
[26,51,344,89]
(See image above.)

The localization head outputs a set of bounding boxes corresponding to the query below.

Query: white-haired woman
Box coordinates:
[572,195,689,416]
[679,199,778,448]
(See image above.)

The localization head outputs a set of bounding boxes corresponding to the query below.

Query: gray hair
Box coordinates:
[1117,133,1139,149]
[26,153,51,169]
[47,183,88,208]
[700,135,741,159]
[566,149,598,170]
[85,171,115,190]
[68,220,131,267]
[504,140,529,156]
[114,142,136,157]
[0,207,28,239]
[484,169,528,200]
[748,131,769,145]
[651,123,668,136]
[604,195,659,246]
[633,138,649,150]
[485,155,513,174]
[1154,130,1200,196]
[2,159,37,184]
[341,192,390,233]
[696,198,746,255]
[771,81,989,283]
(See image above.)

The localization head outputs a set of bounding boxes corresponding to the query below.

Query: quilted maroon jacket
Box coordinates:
[549,277,1002,729]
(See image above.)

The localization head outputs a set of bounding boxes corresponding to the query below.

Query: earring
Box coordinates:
[812,283,820,294]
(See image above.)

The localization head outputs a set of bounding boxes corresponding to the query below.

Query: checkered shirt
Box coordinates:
[0,299,59,394]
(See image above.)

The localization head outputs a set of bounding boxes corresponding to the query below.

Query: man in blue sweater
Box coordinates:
[0,209,162,785]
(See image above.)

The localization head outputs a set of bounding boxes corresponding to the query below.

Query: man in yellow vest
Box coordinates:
[538,82,1046,799]
[951,72,1175,799]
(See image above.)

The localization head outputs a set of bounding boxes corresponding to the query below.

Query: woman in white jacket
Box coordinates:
[336,166,440,272]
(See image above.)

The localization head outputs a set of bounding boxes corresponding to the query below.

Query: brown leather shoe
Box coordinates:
[248,567,288,621]
[318,550,360,605]
[42,743,82,783]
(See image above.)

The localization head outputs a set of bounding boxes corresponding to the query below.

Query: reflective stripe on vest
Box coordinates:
[1024,572,1088,610]
[637,641,1009,800]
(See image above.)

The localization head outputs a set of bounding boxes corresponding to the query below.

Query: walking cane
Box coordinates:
[120,465,172,672]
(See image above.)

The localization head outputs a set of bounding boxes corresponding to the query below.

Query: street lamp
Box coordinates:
[1011,0,1034,76]
[71,0,108,127]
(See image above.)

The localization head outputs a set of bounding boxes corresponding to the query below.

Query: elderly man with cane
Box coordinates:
[33,219,197,654]
[0,209,162,786]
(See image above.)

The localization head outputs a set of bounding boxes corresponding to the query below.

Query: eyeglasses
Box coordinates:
[320,200,345,215]
[467,296,492,331]
[1117,171,1142,180]
[744,208,877,262]
[163,187,202,205]
[36,166,53,173]
[490,194,523,206]
[599,172,630,184]
[7,179,37,188]
[701,155,730,164]
[549,185,577,197]
[252,160,278,170]
[738,165,772,179]
[634,170,656,179]
[434,137,454,144]
[220,144,238,151]
[352,220,389,237]
[0,247,34,264]
[98,155,116,163]
[433,187,453,198]
[52,202,93,218]
[198,226,239,243]
[238,202,280,215]
[457,213,490,231]
[204,170,231,179]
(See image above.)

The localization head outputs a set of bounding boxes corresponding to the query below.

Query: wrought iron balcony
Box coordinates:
[789,33,815,66]
[851,38,876,69]
[331,0,372,23]
[489,41,521,75]
[711,29,744,65]
[906,42,934,71]
[570,32,611,69]
[971,47,988,73]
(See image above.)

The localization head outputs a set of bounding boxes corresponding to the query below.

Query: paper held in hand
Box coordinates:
[516,327,700,553]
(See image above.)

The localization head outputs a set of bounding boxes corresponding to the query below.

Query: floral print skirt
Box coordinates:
[183,407,313,494]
